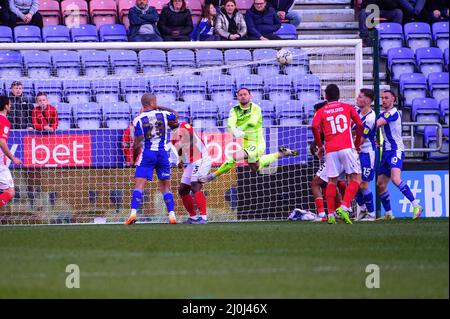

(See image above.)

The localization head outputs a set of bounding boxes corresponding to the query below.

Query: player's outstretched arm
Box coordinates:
[0,139,21,165]
[351,107,364,149]
[156,105,179,120]
[132,136,143,165]
[376,117,388,128]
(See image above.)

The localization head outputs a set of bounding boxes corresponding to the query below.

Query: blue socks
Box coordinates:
[380,191,392,213]
[397,181,415,203]
[355,190,365,206]
[362,189,374,214]
[163,191,175,212]
[130,189,143,210]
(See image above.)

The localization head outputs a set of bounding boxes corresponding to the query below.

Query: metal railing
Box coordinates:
[402,122,445,153]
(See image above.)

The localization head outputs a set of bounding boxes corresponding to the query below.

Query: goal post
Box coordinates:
[0,39,363,225]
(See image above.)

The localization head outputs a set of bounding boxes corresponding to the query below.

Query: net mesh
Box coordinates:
[0,43,358,225]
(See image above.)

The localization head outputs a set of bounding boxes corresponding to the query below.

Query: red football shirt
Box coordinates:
[311,101,363,153]
[171,122,209,163]
[0,114,11,165]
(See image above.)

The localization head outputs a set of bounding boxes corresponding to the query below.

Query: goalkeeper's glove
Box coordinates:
[233,127,244,138]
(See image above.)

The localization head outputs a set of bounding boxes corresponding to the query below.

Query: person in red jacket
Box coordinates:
[32,92,58,132]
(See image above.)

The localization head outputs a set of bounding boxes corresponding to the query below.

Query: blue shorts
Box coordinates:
[135,149,171,181]
[360,150,376,182]
[379,150,404,177]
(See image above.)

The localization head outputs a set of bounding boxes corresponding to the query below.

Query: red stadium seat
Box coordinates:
[39,0,61,26]
[118,0,134,30]
[185,0,201,23]
[149,0,165,13]
[90,0,118,29]
[61,0,89,27]
[236,0,252,11]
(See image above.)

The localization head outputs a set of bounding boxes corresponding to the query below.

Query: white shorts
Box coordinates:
[181,157,212,185]
[0,166,14,190]
[316,162,346,183]
[325,148,361,178]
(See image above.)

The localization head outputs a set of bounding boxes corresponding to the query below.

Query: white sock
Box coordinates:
[200,215,207,220]
[318,212,326,218]
[385,210,392,216]
[328,212,335,217]
[412,200,419,207]
[169,211,176,219]
[130,209,137,217]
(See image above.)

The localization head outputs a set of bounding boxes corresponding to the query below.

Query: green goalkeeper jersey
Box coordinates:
[228,102,264,147]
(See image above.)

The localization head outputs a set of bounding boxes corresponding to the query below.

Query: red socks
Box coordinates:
[314,197,325,214]
[194,191,207,216]
[0,191,13,207]
[181,194,196,217]
[342,181,360,208]
[325,183,337,214]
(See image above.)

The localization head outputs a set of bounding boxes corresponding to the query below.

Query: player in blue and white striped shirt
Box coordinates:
[353,89,377,221]
[125,93,179,225]
[376,90,423,220]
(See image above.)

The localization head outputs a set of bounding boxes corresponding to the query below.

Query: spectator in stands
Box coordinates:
[2,0,43,28]
[267,0,301,28]
[397,0,427,23]
[0,0,9,25]
[128,0,163,42]
[32,92,58,132]
[7,81,33,130]
[191,2,220,40]
[158,0,193,41]
[215,0,247,40]
[358,0,403,47]
[425,0,449,22]
[245,0,281,40]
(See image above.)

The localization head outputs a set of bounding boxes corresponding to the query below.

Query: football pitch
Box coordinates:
[0,219,448,299]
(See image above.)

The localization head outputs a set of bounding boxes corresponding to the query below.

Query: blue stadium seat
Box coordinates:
[424,127,449,160]
[165,101,190,123]
[292,74,321,105]
[377,22,403,57]
[276,99,305,125]
[440,98,449,125]
[265,75,292,101]
[80,50,110,77]
[42,25,70,42]
[411,98,440,133]
[445,48,449,72]
[224,49,252,77]
[274,23,297,40]
[206,74,235,103]
[0,51,22,77]
[103,102,131,129]
[167,49,195,72]
[253,49,280,76]
[235,74,264,101]
[51,50,81,77]
[190,101,218,128]
[99,24,128,42]
[73,102,103,129]
[130,103,142,119]
[149,76,178,103]
[54,102,73,130]
[92,79,120,103]
[415,47,443,78]
[3,79,34,96]
[179,75,207,102]
[138,49,166,74]
[283,48,309,76]
[22,51,52,78]
[14,25,41,42]
[258,100,276,126]
[120,78,148,104]
[387,47,416,82]
[0,26,13,42]
[432,21,449,51]
[428,72,449,102]
[63,79,91,104]
[34,79,63,104]
[70,24,99,42]
[196,49,223,76]
[404,22,432,53]
[107,50,138,76]
[399,73,427,107]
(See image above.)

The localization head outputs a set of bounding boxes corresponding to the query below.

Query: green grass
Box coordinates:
[0,219,448,298]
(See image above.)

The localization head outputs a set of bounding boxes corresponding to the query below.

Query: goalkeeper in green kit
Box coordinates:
[200,88,298,183]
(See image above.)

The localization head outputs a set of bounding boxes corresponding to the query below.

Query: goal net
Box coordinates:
[0,40,363,225]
